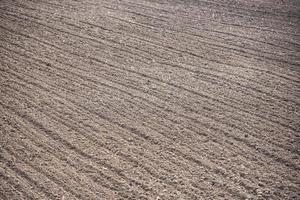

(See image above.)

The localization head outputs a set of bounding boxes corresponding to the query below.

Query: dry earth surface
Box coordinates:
[0,0,300,199]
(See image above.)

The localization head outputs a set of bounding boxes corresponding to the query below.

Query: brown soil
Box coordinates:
[0,0,299,199]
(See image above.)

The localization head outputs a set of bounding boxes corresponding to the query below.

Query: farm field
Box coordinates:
[0,0,299,199]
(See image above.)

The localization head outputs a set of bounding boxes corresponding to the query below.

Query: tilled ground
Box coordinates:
[0,0,299,199]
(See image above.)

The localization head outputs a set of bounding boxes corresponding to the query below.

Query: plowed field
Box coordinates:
[0,0,299,199]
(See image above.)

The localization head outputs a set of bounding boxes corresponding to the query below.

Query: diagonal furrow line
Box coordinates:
[1,48,298,189]
[122,0,300,37]
[0,18,298,134]
[0,112,154,199]
[2,3,300,83]
[0,152,63,200]
[1,40,299,173]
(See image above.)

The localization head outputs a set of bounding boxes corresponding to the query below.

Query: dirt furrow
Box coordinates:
[1,52,298,199]
[1,0,299,199]
[1,43,298,183]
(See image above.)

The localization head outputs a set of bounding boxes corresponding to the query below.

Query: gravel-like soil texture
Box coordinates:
[0,0,300,199]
